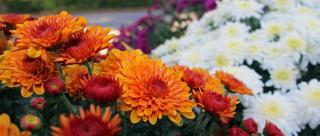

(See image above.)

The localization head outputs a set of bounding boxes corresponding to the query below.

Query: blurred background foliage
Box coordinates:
[0,0,153,13]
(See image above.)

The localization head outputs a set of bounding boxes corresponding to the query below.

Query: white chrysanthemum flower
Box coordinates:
[291,79,320,129]
[243,92,303,136]
[159,53,179,66]
[216,66,264,106]
[301,44,320,66]
[262,21,285,38]
[223,0,264,20]
[245,40,265,64]
[266,65,299,91]
[211,51,235,68]
[282,32,306,52]
[177,47,212,68]
[219,22,250,38]
[261,0,296,11]
[151,37,180,57]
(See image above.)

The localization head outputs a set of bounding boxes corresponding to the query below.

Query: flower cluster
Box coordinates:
[153,0,320,135]
[0,11,254,135]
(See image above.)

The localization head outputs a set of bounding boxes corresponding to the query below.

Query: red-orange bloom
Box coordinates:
[216,71,253,95]
[55,26,114,64]
[84,76,121,104]
[0,50,54,97]
[11,11,86,59]
[193,90,239,124]
[174,65,224,93]
[51,105,121,136]
[0,14,32,26]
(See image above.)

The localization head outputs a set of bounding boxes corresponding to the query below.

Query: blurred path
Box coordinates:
[72,9,147,29]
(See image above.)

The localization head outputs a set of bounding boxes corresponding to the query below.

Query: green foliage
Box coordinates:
[0,0,153,13]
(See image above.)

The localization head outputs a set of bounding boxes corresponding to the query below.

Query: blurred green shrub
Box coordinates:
[0,0,153,13]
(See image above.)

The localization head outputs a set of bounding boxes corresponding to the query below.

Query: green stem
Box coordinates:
[61,94,77,114]
[55,63,77,114]
[0,32,7,50]
[56,63,65,81]
[84,61,92,76]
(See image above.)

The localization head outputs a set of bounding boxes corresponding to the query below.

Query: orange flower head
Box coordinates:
[11,11,86,59]
[0,50,54,97]
[0,113,31,136]
[174,65,224,93]
[216,71,253,95]
[93,49,148,79]
[194,90,239,124]
[85,76,121,104]
[118,58,196,125]
[0,14,32,26]
[51,105,121,136]
[64,64,89,97]
[55,26,114,64]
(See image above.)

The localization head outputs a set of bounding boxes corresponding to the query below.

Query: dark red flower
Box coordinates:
[183,68,206,89]
[243,118,258,134]
[264,122,284,136]
[44,76,65,95]
[229,126,250,136]
[85,76,121,103]
[31,97,46,110]
[202,91,230,115]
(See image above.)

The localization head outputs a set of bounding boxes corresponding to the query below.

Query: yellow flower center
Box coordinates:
[263,101,283,119]
[275,0,289,5]
[267,23,281,36]
[226,27,238,37]
[298,7,311,13]
[186,52,200,63]
[227,41,240,51]
[239,1,251,10]
[274,69,291,82]
[215,54,230,67]
[307,89,320,106]
[249,45,259,54]
[286,36,304,51]
[307,20,320,29]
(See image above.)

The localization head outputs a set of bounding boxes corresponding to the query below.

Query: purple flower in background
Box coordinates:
[204,0,217,11]
[136,29,151,53]
[177,0,204,12]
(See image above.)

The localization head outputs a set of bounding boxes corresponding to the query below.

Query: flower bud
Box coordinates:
[264,121,284,136]
[242,118,258,134]
[31,97,46,110]
[20,114,42,130]
[44,76,64,95]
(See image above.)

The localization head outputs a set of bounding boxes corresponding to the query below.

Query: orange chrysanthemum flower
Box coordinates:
[55,26,114,64]
[0,113,31,136]
[0,14,32,26]
[215,71,253,95]
[193,90,239,124]
[0,50,54,97]
[93,49,148,79]
[118,58,196,125]
[64,64,89,97]
[51,105,121,136]
[174,65,224,93]
[11,11,86,59]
